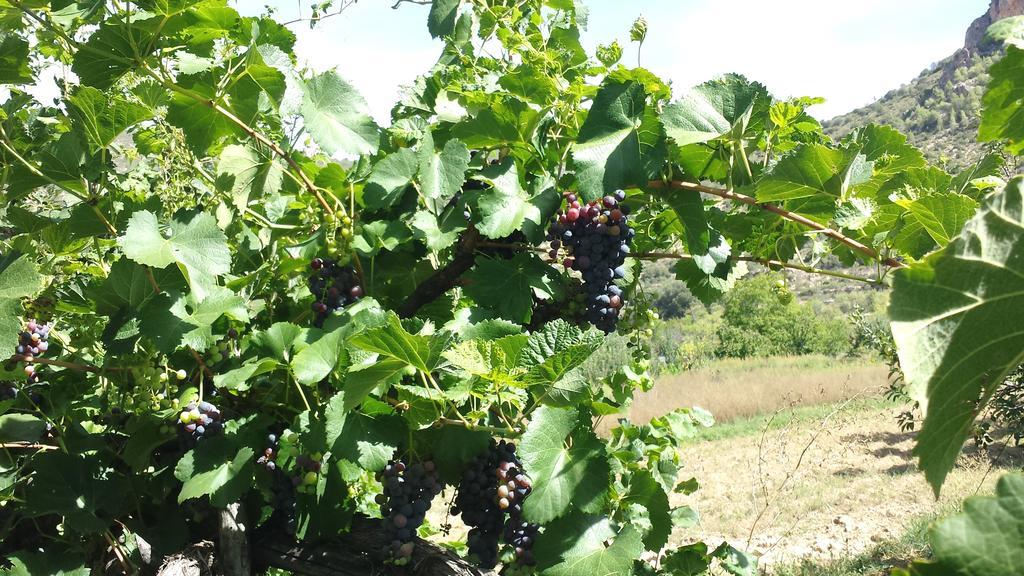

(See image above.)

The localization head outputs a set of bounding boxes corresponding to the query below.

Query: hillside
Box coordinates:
[823,0,1024,169]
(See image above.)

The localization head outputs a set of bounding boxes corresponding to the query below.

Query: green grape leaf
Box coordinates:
[213,359,280,391]
[428,0,461,38]
[542,525,643,576]
[0,34,31,84]
[520,406,611,523]
[3,548,90,576]
[72,21,153,89]
[165,75,239,154]
[523,346,601,406]
[895,193,979,247]
[349,312,448,373]
[623,470,671,550]
[468,158,536,239]
[927,473,1024,576]
[664,192,730,275]
[250,322,303,362]
[292,327,347,386]
[980,46,1024,155]
[521,319,602,367]
[845,124,926,197]
[0,414,45,443]
[419,133,470,214]
[176,446,254,505]
[411,209,466,253]
[215,144,286,211]
[571,80,652,201]
[67,86,153,154]
[23,451,131,533]
[301,71,380,157]
[0,254,43,351]
[674,258,747,305]
[140,287,247,353]
[118,210,231,301]
[661,74,768,147]
[363,148,418,210]
[330,413,404,471]
[890,177,1024,492]
[464,254,560,323]
[755,144,865,202]
[351,220,413,257]
[91,259,186,317]
[342,358,406,411]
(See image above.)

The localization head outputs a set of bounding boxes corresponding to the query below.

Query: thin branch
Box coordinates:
[10,355,103,373]
[397,228,480,318]
[189,349,215,381]
[646,180,903,268]
[434,418,521,437]
[0,442,58,450]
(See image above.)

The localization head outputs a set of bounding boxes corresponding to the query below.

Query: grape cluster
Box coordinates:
[16,320,51,384]
[546,190,633,333]
[257,433,279,471]
[308,258,363,327]
[177,400,223,443]
[376,457,442,565]
[452,440,538,569]
[292,453,322,490]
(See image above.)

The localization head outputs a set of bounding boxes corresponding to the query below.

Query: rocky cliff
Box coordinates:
[965,0,1024,51]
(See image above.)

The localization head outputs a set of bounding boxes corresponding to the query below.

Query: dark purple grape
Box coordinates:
[378,454,442,565]
[307,259,362,327]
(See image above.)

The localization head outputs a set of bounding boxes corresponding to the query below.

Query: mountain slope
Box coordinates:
[823,1,1023,169]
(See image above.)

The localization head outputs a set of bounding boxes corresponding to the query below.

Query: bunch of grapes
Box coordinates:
[15,320,51,384]
[546,190,633,333]
[177,400,223,443]
[376,457,442,565]
[453,440,538,569]
[257,433,279,471]
[307,258,363,327]
[205,329,238,366]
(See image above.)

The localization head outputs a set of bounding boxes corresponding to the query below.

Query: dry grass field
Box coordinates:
[624,355,889,426]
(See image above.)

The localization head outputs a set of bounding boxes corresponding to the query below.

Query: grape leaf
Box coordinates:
[140,287,247,353]
[342,358,406,411]
[411,209,465,253]
[176,446,254,505]
[419,132,470,214]
[523,346,601,406]
[24,451,130,533]
[72,21,154,89]
[623,470,671,550]
[520,406,611,523]
[349,312,448,373]
[292,327,347,386]
[428,0,461,38]
[468,158,536,239]
[674,258,747,305]
[165,74,240,154]
[250,322,303,362]
[0,254,42,351]
[118,210,231,301]
[542,524,642,576]
[980,45,1024,155]
[215,144,285,211]
[0,414,44,443]
[890,177,1024,492]
[571,80,650,201]
[926,473,1024,576]
[895,193,978,247]
[0,34,31,84]
[329,413,404,471]
[213,359,279,391]
[351,220,413,257]
[67,86,153,154]
[301,71,380,157]
[755,144,865,202]
[664,192,730,275]
[464,253,561,323]
[661,74,768,147]
[363,148,418,210]
[520,319,602,367]
[845,124,926,198]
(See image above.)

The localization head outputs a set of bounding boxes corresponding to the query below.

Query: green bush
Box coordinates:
[715,274,854,359]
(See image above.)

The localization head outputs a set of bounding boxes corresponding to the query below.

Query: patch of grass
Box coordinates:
[694,396,893,443]
[625,355,889,427]
[770,513,937,576]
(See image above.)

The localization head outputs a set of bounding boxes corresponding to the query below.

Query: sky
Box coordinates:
[238,0,990,124]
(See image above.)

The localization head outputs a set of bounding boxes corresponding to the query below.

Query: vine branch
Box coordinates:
[646,180,903,268]
[397,228,481,319]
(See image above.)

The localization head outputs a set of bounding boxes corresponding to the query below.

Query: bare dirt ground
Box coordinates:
[670,403,1024,571]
